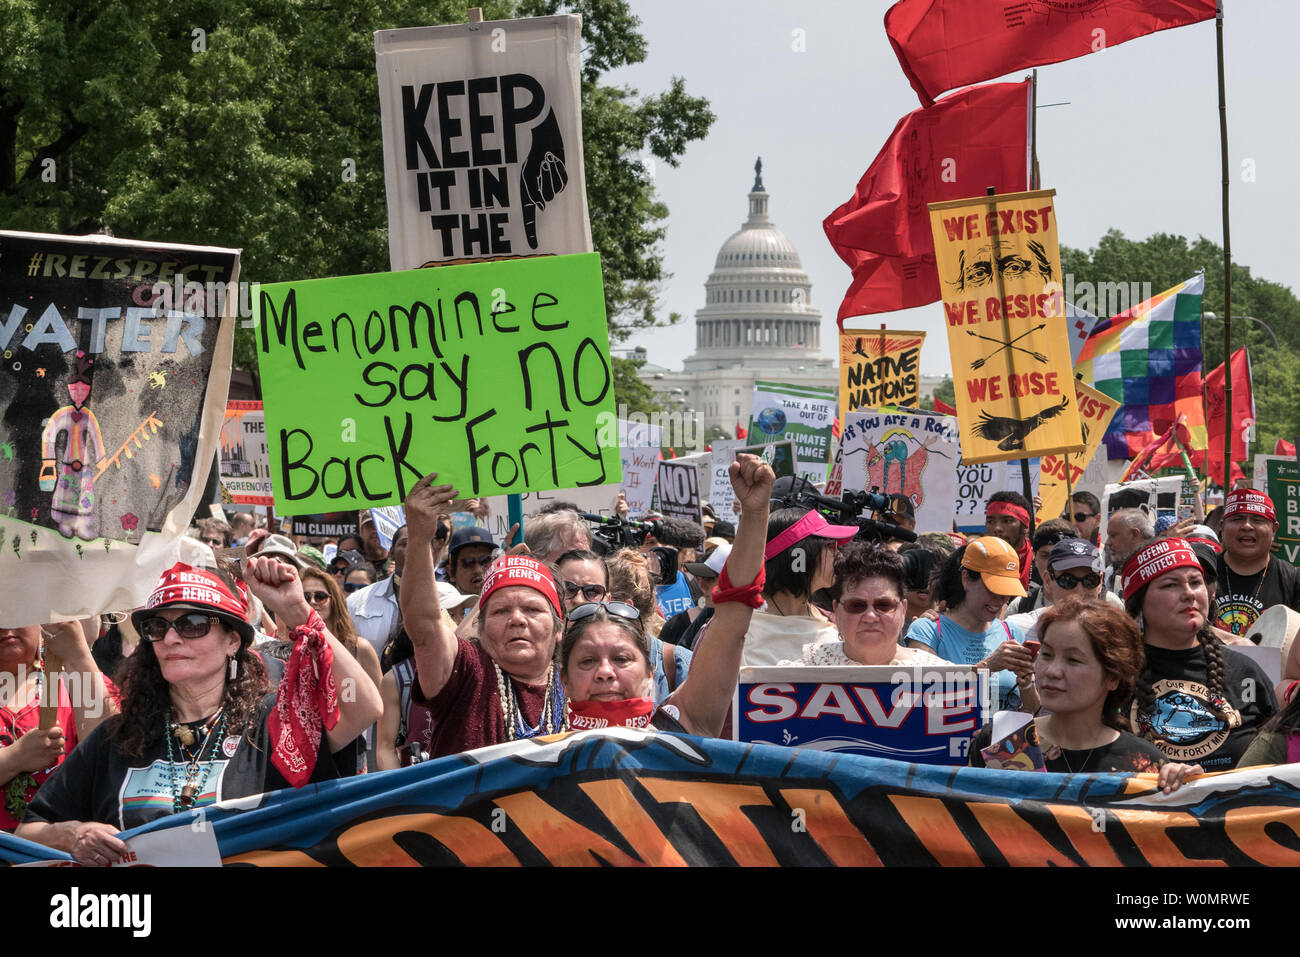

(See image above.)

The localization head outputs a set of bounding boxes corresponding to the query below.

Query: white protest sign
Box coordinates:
[954,457,1041,534]
[840,409,959,534]
[375,15,591,269]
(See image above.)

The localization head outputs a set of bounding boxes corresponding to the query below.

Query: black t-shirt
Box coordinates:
[24,694,356,831]
[969,723,1168,773]
[1134,642,1278,771]
[1213,554,1300,636]
[658,606,714,652]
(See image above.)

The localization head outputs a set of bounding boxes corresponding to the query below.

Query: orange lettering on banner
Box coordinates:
[578,779,688,866]
[1108,809,1226,866]
[223,848,324,866]
[639,778,779,866]
[1223,806,1300,865]
[966,802,1079,866]
[335,813,519,866]
[1044,805,1126,867]
[886,796,982,866]
[493,791,646,866]
[779,788,883,866]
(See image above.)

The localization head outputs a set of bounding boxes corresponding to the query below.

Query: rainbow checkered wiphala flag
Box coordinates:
[1074,274,1205,463]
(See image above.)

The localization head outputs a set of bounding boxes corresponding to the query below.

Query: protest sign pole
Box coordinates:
[985,185,1037,535]
[1216,10,1234,493]
[508,494,523,547]
[39,652,62,731]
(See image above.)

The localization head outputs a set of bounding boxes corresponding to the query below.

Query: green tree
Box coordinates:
[932,376,955,411]
[0,0,712,369]
[1060,230,1300,453]
[612,355,665,417]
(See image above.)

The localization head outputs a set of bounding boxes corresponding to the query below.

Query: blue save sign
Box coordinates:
[734,666,991,766]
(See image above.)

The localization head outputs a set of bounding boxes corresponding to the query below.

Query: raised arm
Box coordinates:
[43,619,117,737]
[399,472,459,699]
[245,556,382,753]
[670,454,773,737]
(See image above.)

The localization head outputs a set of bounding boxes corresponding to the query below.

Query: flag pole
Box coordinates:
[1217,5,1233,492]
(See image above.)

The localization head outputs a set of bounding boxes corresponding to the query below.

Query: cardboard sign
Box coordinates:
[838,328,925,414]
[375,15,591,269]
[840,409,959,533]
[929,189,1084,464]
[657,460,702,524]
[734,666,991,766]
[748,380,836,483]
[954,458,1041,535]
[1035,379,1120,524]
[1099,476,1189,553]
[1254,455,1300,567]
[219,401,272,505]
[254,252,620,511]
[0,231,239,624]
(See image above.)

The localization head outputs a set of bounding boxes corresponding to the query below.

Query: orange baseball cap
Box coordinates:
[961,536,1027,598]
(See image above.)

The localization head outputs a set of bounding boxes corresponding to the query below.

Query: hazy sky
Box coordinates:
[605,0,1296,377]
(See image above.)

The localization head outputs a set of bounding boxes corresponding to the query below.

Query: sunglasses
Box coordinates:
[140,612,224,643]
[1072,512,1097,522]
[1053,572,1102,590]
[563,582,608,602]
[566,601,641,623]
[343,582,367,592]
[838,596,902,616]
[303,590,331,605]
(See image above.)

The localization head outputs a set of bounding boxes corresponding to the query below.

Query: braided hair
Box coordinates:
[1125,583,1232,741]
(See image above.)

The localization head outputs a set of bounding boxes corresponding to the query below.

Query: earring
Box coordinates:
[228,655,238,680]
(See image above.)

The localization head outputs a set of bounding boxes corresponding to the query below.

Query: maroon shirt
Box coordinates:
[412,638,548,758]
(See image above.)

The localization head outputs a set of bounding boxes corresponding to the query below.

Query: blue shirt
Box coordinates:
[654,571,695,619]
[905,614,1028,709]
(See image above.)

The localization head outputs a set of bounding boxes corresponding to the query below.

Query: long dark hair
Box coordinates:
[1125,582,1231,740]
[764,508,834,601]
[112,624,268,760]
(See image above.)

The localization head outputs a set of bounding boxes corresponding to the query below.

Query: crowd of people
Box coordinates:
[4,459,1300,864]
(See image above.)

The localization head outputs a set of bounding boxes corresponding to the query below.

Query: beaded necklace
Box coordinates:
[165,708,228,811]
[493,662,568,740]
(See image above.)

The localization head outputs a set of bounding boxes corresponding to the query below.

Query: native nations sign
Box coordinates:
[1035,379,1120,524]
[929,189,1084,464]
[7,729,1300,867]
[840,408,958,531]
[0,231,238,624]
[375,15,591,269]
[838,328,925,414]
[253,253,620,512]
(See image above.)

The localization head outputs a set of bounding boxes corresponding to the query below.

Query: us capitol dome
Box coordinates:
[636,158,836,437]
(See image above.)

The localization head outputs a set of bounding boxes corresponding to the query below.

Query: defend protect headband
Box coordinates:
[1122,539,1202,600]
[1223,489,1276,523]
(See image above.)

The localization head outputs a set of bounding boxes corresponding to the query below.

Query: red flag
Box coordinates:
[885,0,1219,106]
[933,395,957,416]
[735,423,747,440]
[1278,438,1297,457]
[824,80,1030,324]
[1205,348,1254,483]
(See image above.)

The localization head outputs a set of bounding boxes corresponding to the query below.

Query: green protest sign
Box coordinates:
[1254,455,1300,567]
[254,253,621,511]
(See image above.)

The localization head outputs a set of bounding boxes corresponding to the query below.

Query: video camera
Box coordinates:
[770,476,918,546]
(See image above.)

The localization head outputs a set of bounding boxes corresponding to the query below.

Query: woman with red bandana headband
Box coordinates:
[16,558,382,865]
[560,455,773,734]
[400,457,774,750]
[1126,539,1276,771]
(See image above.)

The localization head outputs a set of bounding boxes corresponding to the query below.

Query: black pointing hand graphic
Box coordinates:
[519,108,568,249]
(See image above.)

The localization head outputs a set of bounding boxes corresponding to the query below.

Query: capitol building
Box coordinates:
[634,160,837,436]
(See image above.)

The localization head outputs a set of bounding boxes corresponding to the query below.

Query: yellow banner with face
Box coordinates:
[1036,379,1121,524]
[929,189,1084,464]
